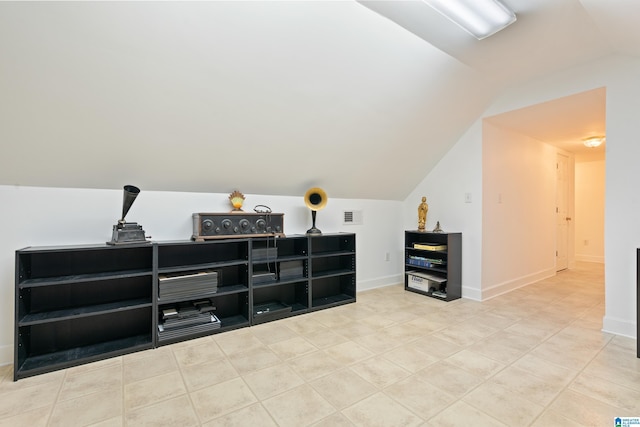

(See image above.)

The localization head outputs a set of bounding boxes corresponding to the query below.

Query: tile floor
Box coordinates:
[0,261,638,426]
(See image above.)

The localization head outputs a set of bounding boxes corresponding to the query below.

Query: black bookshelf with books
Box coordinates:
[404,231,461,301]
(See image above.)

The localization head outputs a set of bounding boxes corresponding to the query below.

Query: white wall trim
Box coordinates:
[602,315,637,339]
[461,286,482,301]
[480,268,556,300]
[575,254,604,263]
[357,274,403,292]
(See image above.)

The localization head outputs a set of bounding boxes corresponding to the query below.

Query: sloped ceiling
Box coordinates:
[0,1,637,200]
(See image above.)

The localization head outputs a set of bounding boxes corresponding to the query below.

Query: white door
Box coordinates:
[556,153,570,271]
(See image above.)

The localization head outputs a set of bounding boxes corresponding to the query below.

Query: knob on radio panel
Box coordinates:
[192,212,285,241]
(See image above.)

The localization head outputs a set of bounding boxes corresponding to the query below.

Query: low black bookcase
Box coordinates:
[404,230,461,301]
[14,233,356,380]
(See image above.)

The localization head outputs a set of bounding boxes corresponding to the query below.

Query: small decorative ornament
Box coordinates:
[433,221,443,233]
[418,196,428,231]
[229,190,245,211]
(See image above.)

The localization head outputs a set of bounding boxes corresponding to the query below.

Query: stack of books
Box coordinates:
[158,300,221,341]
[252,246,278,261]
[158,270,218,300]
[413,242,447,251]
[407,255,447,268]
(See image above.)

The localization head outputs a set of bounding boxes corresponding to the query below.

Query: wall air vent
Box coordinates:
[343,210,363,225]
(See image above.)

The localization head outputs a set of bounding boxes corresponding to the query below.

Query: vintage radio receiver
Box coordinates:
[192,212,284,241]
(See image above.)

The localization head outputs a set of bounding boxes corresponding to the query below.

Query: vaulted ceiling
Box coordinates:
[1,1,637,200]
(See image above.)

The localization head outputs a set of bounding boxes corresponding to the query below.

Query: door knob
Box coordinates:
[565,217,572,221]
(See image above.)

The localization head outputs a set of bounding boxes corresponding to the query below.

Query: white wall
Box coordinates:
[575,159,605,263]
[481,123,557,298]
[0,185,403,366]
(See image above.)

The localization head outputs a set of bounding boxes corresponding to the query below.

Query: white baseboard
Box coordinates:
[461,286,482,301]
[575,254,604,263]
[357,274,403,292]
[602,315,637,339]
[481,268,556,301]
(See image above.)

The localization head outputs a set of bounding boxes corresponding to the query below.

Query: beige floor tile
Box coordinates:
[262,384,335,427]
[65,357,123,376]
[414,360,484,397]
[124,371,186,411]
[250,322,300,345]
[268,336,318,360]
[281,315,328,335]
[489,366,567,406]
[125,395,198,427]
[548,389,623,426]
[380,322,429,343]
[408,334,464,359]
[0,405,50,427]
[310,411,355,427]
[400,315,448,333]
[342,392,423,427]
[444,349,505,379]
[311,310,356,328]
[49,388,123,427]
[228,348,282,375]
[350,356,411,389]
[171,339,225,367]
[530,410,585,427]
[510,353,578,385]
[424,401,507,427]
[190,377,258,422]
[180,358,238,391]
[287,350,343,381]
[503,317,563,341]
[468,333,534,364]
[58,363,122,402]
[214,330,266,356]
[322,341,374,366]
[0,380,60,419]
[243,363,304,400]
[528,338,600,370]
[569,372,640,412]
[310,368,377,410]
[124,347,177,384]
[385,376,456,419]
[87,416,123,427]
[583,357,640,392]
[381,343,439,373]
[303,329,349,349]
[334,322,378,340]
[462,382,545,426]
[351,329,404,354]
[201,403,277,427]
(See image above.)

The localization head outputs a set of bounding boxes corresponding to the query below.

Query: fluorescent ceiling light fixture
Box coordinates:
[583,136,605,148]
[424,0,517,40]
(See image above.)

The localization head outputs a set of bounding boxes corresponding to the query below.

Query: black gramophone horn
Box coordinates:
[120,185,140,222]
[304,187,327,235]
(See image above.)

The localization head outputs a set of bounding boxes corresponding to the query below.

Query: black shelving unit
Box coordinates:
[14,243,154,381]
[309,234,356,309]
[404,231,461,301]
[14,233,356,380]
[155,239,250,345]
[250,235,309,324]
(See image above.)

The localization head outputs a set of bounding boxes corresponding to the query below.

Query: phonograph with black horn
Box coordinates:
[304,187,327,235]
[107,185,150,245]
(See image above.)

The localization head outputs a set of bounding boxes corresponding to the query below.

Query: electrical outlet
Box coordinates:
[465,193,472,203]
